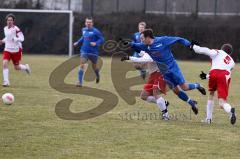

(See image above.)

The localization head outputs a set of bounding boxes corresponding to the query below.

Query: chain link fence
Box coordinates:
[81,0,240,17]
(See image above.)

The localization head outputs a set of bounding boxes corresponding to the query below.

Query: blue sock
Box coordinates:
[188,83,200,90]
[94,69,100,78]
[178,91,195,107]
[78,69,84,85]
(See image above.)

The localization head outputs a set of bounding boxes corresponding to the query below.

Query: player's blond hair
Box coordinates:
[138,22,146,28]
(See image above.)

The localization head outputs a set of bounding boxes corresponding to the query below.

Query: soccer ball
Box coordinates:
[2,93,14,105]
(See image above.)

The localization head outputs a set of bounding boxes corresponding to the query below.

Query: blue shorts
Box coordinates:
[162,62,185,88]
[80,53,98,64]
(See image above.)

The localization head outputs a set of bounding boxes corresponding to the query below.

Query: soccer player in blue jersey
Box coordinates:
[74,17,104,87]
[132,22,147,79]
[126,29,206,114]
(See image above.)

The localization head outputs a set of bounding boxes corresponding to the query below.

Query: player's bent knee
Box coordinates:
[140,93,147,101]
[14,65,20,70]
[219,98,226,108]
[140,91,149,101]
[140,95,147,101]
[173,87,180,95]
[79,64,85,69]
[208,96,214,100]
[3,60,8,67]
[181,85,188,91]
[3,63,8,69]
[208,91,214,100]
[209,91,215,96]
[92,64,97,70]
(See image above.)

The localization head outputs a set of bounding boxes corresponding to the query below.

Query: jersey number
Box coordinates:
[224,55,231,64]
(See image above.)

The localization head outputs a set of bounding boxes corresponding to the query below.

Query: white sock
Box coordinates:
[163,112,169,117]
[19,64,27,71]
[206,100,214,120]
[3,68,9,82]
[223,103,232,114]
[156,97,167,111]
[146,96,156,103]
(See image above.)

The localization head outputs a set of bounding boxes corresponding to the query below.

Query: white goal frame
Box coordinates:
[0,8,74,57]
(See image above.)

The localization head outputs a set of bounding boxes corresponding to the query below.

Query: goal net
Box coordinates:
[0,9,73,56]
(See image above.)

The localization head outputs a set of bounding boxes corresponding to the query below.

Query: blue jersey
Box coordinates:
[132,32,141,57]
[76,27,104,54]
[132,32,141,43]
[131,36,191,87]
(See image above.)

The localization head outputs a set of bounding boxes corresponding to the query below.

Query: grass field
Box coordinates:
[0,55,239,159]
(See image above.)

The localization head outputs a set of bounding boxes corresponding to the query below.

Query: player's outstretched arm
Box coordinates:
[119,38,145,52]
[129,52,153,63]
[193,45,218,58]
[162,36,191,47]
[131,42,146,53]
[121,51,153,63]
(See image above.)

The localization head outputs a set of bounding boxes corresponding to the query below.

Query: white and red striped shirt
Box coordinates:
[2,25,24,53]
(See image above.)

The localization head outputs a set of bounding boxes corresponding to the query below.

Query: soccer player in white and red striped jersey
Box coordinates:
[0,13,30,87]
[192,43,236,125]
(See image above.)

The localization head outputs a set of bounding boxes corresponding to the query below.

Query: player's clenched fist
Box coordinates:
[73,42,78,47]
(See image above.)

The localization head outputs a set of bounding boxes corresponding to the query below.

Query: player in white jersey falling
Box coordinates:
[121,51,169,120]
[0,14,30,87]
[192,43,236,125]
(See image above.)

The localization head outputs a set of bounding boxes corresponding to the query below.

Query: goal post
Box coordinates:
[0,8,74,57]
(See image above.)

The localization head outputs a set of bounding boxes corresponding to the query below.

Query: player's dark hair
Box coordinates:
[221,43,233,54]
[141,29,154,39]
[85,17,93,21]
[5,13,16,21]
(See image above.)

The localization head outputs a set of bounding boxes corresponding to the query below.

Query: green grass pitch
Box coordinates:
[0,55,239,159]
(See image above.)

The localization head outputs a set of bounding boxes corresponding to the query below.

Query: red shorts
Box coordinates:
[3,49,22,65]
[208,69,231,100]
[143,71,166,95]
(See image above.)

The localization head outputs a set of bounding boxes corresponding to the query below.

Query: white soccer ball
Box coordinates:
[2,93,14,105]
